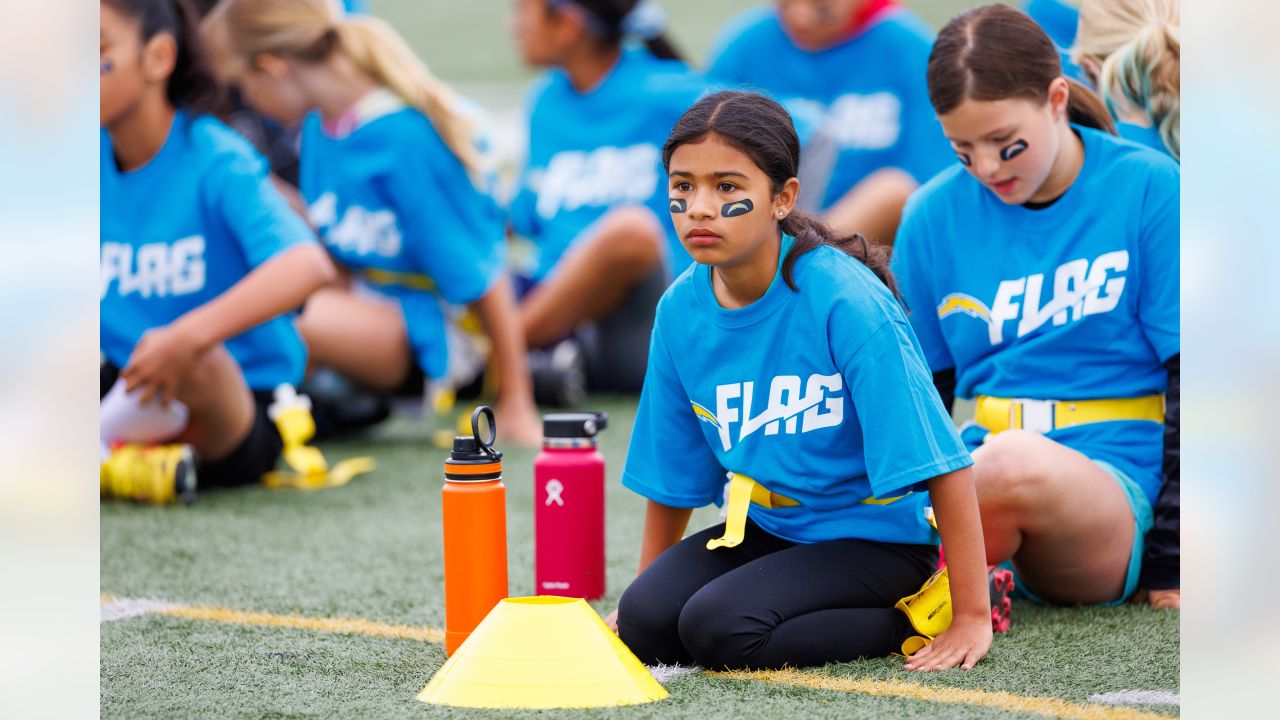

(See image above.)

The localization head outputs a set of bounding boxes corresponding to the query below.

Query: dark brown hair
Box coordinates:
[927,4,1116,134]
[105,0,222,115]
[546,0,683,61]
[661,90,899,298]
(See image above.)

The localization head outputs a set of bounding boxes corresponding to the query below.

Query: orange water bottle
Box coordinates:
[442,406,508,655]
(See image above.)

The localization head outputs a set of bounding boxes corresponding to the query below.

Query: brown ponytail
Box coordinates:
[928,4,1115,135]
[662,91,900,299]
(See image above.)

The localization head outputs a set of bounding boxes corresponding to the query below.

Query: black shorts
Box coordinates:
[100,361,282,489]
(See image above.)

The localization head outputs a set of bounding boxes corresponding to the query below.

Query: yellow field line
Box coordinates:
[102,595,1171,717]
[101,594,444,644]
[715,669,1173,720]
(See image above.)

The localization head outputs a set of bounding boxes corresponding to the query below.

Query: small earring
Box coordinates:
[777,210,785,217]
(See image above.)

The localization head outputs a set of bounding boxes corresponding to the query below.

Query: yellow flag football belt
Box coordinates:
[974,394,1164,435]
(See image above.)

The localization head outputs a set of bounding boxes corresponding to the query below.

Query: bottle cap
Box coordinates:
[542,412,608,440]
[445,406,502,481]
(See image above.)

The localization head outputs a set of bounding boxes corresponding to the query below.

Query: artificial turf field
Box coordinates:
[101,398,1179,719]
[101,2,1177,716]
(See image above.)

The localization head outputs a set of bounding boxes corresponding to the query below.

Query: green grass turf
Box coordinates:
[101,396,1179,719]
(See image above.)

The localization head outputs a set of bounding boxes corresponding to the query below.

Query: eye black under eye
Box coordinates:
[999,139,1029,161]
[957,152,972,167]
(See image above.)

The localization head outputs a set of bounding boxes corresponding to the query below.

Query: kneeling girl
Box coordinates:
[614,91,991,672]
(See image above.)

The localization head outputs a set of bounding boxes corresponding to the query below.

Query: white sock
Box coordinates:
[100,380,190,453]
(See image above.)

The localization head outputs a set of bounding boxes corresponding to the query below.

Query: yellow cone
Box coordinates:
[417,596,668,709]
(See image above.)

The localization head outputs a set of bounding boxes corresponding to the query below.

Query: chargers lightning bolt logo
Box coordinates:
[721,199,754,217]
[691,401,721,429]
[937,293,993,323]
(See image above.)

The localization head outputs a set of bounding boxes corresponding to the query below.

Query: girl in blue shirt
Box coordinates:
[894,4,1180,608]
[508,0,706,393]
[100,0,336,502]
[207,0,541,445]
[1073,0,1180,160]
[705,0,953,245]
[612,91,992,672]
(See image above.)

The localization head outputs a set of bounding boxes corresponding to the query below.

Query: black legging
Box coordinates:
[617,519,938,670]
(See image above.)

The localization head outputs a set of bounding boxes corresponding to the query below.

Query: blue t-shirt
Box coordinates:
[299,91,505,380]
[1118,121,1172,158]
[705,7,952,210]
[623,235,972,545]
[892,125,1180,502]
[510,46,706,281]
[1023,0,1088,84]
[100,110,314,391]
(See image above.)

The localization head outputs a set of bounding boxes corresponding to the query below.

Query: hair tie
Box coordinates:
[620,0,667,41]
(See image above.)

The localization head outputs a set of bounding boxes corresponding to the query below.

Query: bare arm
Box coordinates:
[122,243,337,403]
[470,275,541,447]
[904,466,993,671]
[637,500,694,575]
[822,167,918,246]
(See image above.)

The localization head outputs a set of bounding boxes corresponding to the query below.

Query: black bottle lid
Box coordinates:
[449,406,502,464]
[542,411,608,439]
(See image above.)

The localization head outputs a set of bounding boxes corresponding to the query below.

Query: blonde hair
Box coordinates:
[1074,0,1180,160]
[210,0,479,173]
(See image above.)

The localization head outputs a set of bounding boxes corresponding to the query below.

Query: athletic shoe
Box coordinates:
[302,369,392,439]
[989,565,1015,634]
[100,443,197,506]
[529,338,587,408]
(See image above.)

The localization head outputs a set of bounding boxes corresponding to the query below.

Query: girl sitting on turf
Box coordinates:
[704,0,954,245]
[100,0,337,503]
[1074,0,1180,160]
[612,91,992,672]
[508,0,707,399]
[205,0,541,445]
[893,4,1179,607]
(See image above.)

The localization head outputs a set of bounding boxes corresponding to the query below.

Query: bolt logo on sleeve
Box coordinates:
[937,251,1130,345]
[721,199,754,217]
[695,373,845,452]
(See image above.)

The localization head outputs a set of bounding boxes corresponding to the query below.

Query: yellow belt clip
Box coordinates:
[975,394,1164,435]
[262,385,376,490]
[706,472,799,550]
[895,506,949,657]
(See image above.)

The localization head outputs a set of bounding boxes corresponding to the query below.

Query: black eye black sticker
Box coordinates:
[669,198,687,213]
[100,59,114,74]
[957,153,971,166]
[721,199,754,217]
[1000,139,1029,161]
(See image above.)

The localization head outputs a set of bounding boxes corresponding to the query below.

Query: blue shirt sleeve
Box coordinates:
[835,318,972,498]
[892,34,953,184]
[621,321,726,508]
[388,136,504,306]
[891,198,956,373]
[1137,159,1180,362]
[209,149,315,268]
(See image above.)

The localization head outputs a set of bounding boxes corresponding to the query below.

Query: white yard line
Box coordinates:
[1088,690,1180,706]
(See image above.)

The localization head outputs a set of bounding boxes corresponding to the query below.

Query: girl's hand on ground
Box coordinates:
[121,323,202,406]
[1133,588,1180,609]
[603,608,619,634]
[496,399,543,448]
[903,617,992,672]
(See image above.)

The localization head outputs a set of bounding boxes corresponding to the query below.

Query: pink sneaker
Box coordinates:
[989,566,1014,634]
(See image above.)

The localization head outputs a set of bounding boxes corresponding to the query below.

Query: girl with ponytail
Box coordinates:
[893,4,1180,609]
[100,0,337,501]
[205,0,541,445]
[1075,0,1180,160]
[612,91,992,672]
[507,0,706,395]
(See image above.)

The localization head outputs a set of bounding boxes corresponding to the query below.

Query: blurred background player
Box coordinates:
[894,4,1179,607]
[1074,0,1180,160]
[507,0,706,401]
[704,0,953,245]
[205,0,542,445]
[100,0,337,503]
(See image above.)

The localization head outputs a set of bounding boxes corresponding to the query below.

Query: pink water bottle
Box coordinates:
[534,412,607,600]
